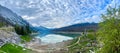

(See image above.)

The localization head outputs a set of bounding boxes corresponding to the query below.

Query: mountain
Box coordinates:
[0,5,29,26]
[52,23,98,32]
[0,5,51,33]
[32,26,50,33]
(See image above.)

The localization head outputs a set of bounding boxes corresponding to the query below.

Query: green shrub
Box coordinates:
[68,33,98,53]
[97,6,120,53]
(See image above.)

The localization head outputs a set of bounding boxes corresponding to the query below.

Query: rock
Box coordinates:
[0,29,21,46]
[0,39,5,47]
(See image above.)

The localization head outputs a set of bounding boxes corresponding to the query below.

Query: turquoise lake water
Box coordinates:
[35,33,81,43]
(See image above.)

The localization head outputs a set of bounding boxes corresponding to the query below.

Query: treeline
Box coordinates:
[14,24,32,35]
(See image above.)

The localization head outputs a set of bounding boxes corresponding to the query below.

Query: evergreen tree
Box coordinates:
[26,24,31,34]
[15,24,21,35]
[14,24,32,35]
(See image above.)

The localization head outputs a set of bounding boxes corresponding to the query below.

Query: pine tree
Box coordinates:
[26,25,31,34]
[15,24,31,35]
[15,24,21,35]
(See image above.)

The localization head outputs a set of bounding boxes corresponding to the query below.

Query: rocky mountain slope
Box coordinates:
[0,5,29,26]
[0,27,21,47]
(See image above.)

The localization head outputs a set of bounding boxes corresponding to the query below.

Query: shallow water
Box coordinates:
[35,32,81,43]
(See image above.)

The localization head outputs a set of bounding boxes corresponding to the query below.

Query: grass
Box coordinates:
[20,35,32,43]
[0,43,32,53]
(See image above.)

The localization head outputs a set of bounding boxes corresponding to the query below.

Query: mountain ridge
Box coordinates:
[52,23,98,32]
[0,5,29,26]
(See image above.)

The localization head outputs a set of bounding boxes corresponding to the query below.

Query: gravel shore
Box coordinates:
[25,38,72,53]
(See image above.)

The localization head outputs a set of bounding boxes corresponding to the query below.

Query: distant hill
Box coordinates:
[52,23,98,32]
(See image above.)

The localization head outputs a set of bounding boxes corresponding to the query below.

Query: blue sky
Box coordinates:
[0,0,120,28]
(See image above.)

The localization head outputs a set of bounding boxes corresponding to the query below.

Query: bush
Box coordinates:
[68,33,98,53]
[97,6,120,53]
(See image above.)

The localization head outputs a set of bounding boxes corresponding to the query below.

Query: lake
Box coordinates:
[35,32,81,43]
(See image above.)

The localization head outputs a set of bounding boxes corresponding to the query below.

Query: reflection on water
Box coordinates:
[35,32,81,43]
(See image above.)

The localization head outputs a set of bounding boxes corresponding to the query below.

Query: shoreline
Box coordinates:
[24,37,72,53]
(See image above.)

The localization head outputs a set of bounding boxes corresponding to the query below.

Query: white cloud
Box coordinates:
[32,23,39,26]
[22,15,35,20]
[0,0,118,28]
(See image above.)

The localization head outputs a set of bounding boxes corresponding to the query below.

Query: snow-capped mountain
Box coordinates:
[0,5,29,26]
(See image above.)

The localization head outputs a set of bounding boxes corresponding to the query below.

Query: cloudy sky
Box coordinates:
[0,0,120,28]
